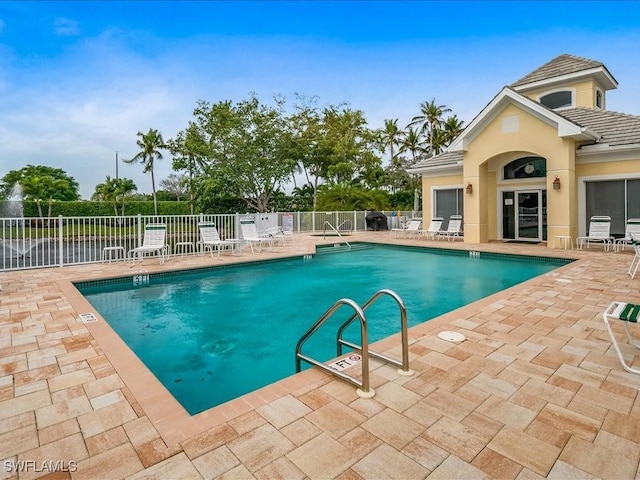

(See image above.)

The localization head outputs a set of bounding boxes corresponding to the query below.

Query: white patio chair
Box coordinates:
[577,216,614,251]
[615,218,640,252]
[628,235,640,279]
[197,222,234,257]
[239,219,272,253]
[603,301,640,375]
[401,220,423,238]
[128,223,169,266]
[423,217,444,240]
[260,226,286,246]
[436,215,463,241]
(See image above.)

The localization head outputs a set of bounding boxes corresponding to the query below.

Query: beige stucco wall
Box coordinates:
[419,94,640,248]
[420,174,463,220]
[462,103,577,244]
[522,78,605,109]
[576,158,640,177]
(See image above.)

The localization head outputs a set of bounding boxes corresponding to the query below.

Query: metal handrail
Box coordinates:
[323,221,351,249]
[337,220,353,232]
[336,289,413,376]
[295,298,372,396]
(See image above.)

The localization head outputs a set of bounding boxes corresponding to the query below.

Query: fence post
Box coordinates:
[137,214,142,246]
[58,215,64,267]
[354,210,357,232]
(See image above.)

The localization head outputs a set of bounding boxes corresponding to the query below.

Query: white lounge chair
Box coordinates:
[403,220,423,238]
[391,220,408,238]
[436,215,463,241]
[628,235,640,279]
[239,219,271,253]
[577,216,614,251]
[423,217,444,240]
[260,226,286,246]
[615,218,640,252]
[197,222,233,257]
[128,223,169,266]
[603,301,640,374]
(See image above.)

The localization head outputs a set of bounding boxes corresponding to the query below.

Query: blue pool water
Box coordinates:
[77,244,567,414]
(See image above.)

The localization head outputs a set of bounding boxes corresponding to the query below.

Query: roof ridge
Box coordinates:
[511,53,605,87]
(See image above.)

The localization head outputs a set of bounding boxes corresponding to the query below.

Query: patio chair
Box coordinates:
[404,220,424,238]
[197,222,234,257]
[628,235,640,279]
[615,218,640,252]
[603,301,640,374]
[577,216,614,251]
[239,219,272,253]
[391,220,422,238]
[260,226,286,246]
[128,223,169,266]
[436,215,463,241]
[423,217,444,240]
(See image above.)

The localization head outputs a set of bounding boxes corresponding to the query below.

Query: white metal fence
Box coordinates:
[1,211,419,271]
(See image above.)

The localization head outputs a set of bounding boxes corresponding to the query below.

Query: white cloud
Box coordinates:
[53,17,79,36]
[2,18,640,201]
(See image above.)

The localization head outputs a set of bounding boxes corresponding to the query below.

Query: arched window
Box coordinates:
[540,91,572,109]
[503,156,546,179]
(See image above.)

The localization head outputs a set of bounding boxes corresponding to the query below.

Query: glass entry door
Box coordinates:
[516,190,545,241]
[502,190,547,242]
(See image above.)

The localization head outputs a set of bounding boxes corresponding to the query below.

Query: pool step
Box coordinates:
[315,243,371,255]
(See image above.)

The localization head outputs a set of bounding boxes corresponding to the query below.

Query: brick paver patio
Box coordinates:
[1,233,639,479]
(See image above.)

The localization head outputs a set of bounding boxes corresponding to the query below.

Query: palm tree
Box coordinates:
[409,99,452,156]
[93,177,138,216]
[381,118,405,164]
[440,115,465,147]
[398,127,428,164]
[125,128,165,216]
[93,177,119,215]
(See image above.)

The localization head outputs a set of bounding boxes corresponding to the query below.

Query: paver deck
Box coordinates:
[1,233,639,479]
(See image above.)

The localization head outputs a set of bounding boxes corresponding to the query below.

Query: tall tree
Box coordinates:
[125,128,165,216]
[167,122,210,214]
[181,96,297,212]
[159,173,188,201]
[439,115,465,150]
[381,118,405,164]
[409,99,452,156]
[0,165,79,201]
[399,127,427,163]
[288,99,328,209]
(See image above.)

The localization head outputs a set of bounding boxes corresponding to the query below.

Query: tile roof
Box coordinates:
[511,54,605,87]
[409,150,463,170]
[558,107,640,146]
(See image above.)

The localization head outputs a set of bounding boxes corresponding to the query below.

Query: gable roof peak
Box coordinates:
[511,54,617,90]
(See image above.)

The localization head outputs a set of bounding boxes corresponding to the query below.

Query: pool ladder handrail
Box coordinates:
[336,289,413,375]
[295,289,414,398]
[322,221,351,249]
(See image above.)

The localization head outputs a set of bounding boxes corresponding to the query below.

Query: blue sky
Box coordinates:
[1,0,639,199]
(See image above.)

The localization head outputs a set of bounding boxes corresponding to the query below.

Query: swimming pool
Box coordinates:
[77,243,569,414]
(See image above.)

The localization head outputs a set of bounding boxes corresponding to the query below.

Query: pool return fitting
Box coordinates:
[295,289,414,398]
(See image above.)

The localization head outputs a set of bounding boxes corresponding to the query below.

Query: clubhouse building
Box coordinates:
[409,54,640,247]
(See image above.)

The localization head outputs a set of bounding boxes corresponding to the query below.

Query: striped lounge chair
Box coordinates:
[603,301,640,374]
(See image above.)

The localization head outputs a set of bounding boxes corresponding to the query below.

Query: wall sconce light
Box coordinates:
[465,183,473,194]
[552,176,561,190]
